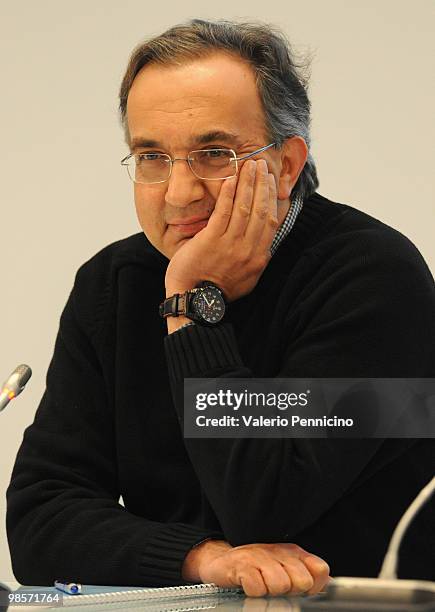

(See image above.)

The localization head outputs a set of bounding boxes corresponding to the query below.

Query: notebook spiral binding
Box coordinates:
[62,583,243,607]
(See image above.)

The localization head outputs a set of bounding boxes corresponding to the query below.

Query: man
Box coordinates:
[7,19,435,596]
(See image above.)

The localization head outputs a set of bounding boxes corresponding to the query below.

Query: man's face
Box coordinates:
[126,52,288,259]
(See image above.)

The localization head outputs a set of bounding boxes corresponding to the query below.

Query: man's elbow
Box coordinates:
[7,513,53,586]
[8,549,52,587]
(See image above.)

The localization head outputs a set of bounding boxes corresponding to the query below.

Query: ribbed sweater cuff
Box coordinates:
[138,523,223,586]
[164,323,244,383]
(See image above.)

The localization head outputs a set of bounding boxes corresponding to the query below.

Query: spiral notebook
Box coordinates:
[12,583,244,610]
[61,583,243,607]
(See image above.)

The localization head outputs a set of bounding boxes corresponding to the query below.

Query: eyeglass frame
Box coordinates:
[120,142,277,185]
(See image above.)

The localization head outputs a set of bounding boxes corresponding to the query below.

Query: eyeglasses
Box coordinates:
[120,142,276,184]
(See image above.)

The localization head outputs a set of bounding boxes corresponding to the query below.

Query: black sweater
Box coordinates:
[6,193,435,585]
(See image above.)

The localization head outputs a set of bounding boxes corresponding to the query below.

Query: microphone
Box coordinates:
[379,474,435,579]
[300,475,435,609]
[0,364,32,413]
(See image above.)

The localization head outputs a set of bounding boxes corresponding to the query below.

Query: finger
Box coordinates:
[301,554,331,595]
[257,559,292,597]
[279,557,315,594]
[205,174,238,236]
[244,159,270,244]
[284,544,330,595]
[257,172,279,255]
[237,567,268,598]
[225,159,257,237]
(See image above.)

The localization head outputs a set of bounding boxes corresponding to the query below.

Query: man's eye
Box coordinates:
[201,149,230,158]
[137,153,165,161]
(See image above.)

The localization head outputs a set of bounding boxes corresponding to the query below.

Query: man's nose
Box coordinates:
[164,159,205,208]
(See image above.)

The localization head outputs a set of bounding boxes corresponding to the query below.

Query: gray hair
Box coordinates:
[118,19,319,200]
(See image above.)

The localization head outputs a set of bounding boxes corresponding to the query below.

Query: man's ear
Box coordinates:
[277,136,308,200]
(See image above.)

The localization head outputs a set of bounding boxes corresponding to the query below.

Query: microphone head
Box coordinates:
[13,364,32,388]
[0,364,32,413]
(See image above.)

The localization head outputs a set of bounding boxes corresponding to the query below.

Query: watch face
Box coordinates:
[192,286,225,324]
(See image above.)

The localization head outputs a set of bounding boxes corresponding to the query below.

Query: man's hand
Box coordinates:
[182,539,330,598]
[165,159,278,302]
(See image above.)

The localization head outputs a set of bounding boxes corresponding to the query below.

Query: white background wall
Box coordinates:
[1,0,433,582]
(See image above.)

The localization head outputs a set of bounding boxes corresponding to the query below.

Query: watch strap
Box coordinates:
[159,291,193,318]
[159,281,226,322]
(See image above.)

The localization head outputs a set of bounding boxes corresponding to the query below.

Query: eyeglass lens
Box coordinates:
[127,149,237,183]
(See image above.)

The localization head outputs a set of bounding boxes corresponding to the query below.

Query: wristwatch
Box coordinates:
[159,281,226,325]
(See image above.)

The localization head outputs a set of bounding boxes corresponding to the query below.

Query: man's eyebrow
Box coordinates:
[130,130,242,152]
[194,130,242,146]
[130,137,160,151]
